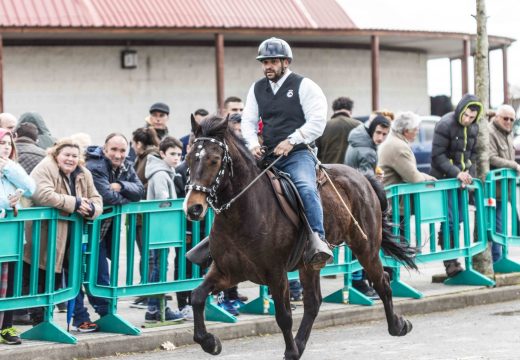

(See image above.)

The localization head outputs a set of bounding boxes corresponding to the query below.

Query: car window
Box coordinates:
[422,121,436,142]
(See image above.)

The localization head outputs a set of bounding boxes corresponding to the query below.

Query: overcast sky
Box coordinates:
[338,0,519,108]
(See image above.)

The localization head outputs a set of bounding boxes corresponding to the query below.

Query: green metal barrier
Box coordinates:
[84,199,233,336]
[241,237,377,314]
[0,207,83,344]
[485,168,520,273]
[384,178,494,297]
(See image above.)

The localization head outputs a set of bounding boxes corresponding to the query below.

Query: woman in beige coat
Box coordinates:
[24,138,102,330]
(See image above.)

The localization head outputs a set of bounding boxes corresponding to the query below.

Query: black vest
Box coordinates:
[254,72,307,151]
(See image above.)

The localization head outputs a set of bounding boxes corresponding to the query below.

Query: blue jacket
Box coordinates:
[85,146,144,205]
[0,159,35,211]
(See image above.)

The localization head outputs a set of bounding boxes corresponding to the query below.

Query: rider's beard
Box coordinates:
[264,67,284,83]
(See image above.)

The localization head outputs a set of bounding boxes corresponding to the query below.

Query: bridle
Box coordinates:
[185,136,282,214]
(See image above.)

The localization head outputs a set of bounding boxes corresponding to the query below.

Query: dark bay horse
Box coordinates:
[184,115,417,360]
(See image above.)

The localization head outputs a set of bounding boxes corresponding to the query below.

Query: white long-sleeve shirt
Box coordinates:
[241,69,328,150]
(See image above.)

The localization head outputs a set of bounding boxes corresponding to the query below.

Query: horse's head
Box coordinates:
[184,114,231,221]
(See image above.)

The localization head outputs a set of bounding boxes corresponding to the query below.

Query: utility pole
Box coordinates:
[472,0,493,276]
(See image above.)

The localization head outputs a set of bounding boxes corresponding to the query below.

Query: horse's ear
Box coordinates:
[191,114,201,135]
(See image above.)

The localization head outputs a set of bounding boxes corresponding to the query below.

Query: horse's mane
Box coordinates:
[199,115,257,166]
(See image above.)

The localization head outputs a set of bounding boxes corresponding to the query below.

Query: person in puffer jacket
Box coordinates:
[430,93,483,278]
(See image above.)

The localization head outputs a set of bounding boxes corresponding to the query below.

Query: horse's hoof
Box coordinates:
[200,333,222,355]
[397,319,413,336]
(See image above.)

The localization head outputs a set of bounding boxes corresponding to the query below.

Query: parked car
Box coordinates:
[410,115,441,174]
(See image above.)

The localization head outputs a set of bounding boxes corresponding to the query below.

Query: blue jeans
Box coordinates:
[275,149,324,237]
[147,249,170,312]
[73,240,110,326]
[289,280,302,298]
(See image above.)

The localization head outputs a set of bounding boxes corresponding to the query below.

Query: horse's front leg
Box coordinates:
[294,267,322,357]
[191,275,222,355]
[269,276,299,360]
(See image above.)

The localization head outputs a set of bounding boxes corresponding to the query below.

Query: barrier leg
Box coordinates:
[493,256,520,274]
[95,299,141,335]
[347,287,374,306]
[389,268,423,299]
[323,287,349,304]
[390,279,423,299]
[205,296,237,323]
[444,262,495,286]
[240,286,275,315]
[21,305,77,344]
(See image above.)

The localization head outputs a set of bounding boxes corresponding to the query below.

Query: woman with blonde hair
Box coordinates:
[24,138,103,332]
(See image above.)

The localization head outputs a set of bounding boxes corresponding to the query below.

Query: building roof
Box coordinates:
[0,0,357,30]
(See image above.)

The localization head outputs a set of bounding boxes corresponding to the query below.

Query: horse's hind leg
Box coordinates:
[362,255,413,336]
[191,274,222,355]
[269,276,299,360]
[294,267,322,357]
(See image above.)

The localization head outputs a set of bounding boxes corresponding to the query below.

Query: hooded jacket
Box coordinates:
[145,154,177,200]
[85,146,144,205]
[18,112,56,150]
[344,123,377,176]
[430,94,483,179]
[15,136,46,174]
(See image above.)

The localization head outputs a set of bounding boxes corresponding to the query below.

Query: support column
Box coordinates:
[215,33,225,113]
[371,35,380,111]
[461,39,470,95]
[0,34,3,113]
[502,45,509,104]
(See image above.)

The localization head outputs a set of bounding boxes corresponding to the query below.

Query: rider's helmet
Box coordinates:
[256,37,293,63]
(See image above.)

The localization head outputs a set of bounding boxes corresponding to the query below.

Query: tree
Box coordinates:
[472,0,494,276]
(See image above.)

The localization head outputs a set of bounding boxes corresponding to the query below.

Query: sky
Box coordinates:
[338,0,520,108]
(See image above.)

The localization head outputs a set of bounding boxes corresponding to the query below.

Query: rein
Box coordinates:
[186,137,283,214]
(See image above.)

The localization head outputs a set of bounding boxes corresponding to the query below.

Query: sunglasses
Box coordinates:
[500,116,515,122]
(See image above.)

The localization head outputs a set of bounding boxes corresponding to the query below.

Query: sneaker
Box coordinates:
[130,296,148,309]
[352,280,380,300]
[237,293,249,302]
[1,327,21,345]
[180,305,194,321]
[230,299,245,309]
[145,307,185,323]
[217,299,239,316]
[75,321,99,333]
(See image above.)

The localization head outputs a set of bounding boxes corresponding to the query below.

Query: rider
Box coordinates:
[241,37,333,268]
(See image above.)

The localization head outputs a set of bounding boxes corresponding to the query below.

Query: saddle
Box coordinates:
[266,167,328,271]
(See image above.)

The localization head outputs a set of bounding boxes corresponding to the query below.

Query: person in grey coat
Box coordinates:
[344,114,390,298]
[144,136,189,322]
[344,115,391,176]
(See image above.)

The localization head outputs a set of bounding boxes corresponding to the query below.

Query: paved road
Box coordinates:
[101,300,520,360]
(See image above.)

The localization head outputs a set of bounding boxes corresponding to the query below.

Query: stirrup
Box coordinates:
[304,232,333,269]
[186,236,212,268]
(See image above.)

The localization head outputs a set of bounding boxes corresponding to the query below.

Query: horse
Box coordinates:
[183,114,417,360]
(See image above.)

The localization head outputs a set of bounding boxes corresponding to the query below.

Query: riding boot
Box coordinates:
[304,232,333,269]
[186,236,212,269]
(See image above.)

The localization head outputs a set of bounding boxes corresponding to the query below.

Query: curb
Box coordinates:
[4,284,520,360]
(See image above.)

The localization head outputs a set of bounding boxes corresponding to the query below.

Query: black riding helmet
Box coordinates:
[256,37,293,63]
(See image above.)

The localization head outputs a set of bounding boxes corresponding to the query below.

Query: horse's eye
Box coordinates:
[211,159,218,165]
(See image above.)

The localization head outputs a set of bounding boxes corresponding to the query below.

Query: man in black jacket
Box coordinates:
[72,133,144,331]
[430,94,483,277]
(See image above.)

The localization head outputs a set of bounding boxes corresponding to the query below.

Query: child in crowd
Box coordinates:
[144,136,190,322]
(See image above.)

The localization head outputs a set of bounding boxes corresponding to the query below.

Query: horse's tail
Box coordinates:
[365,174,418,271]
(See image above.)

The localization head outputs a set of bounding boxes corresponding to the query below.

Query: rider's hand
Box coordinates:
[251,146,265,160]
[273,139,294,157]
